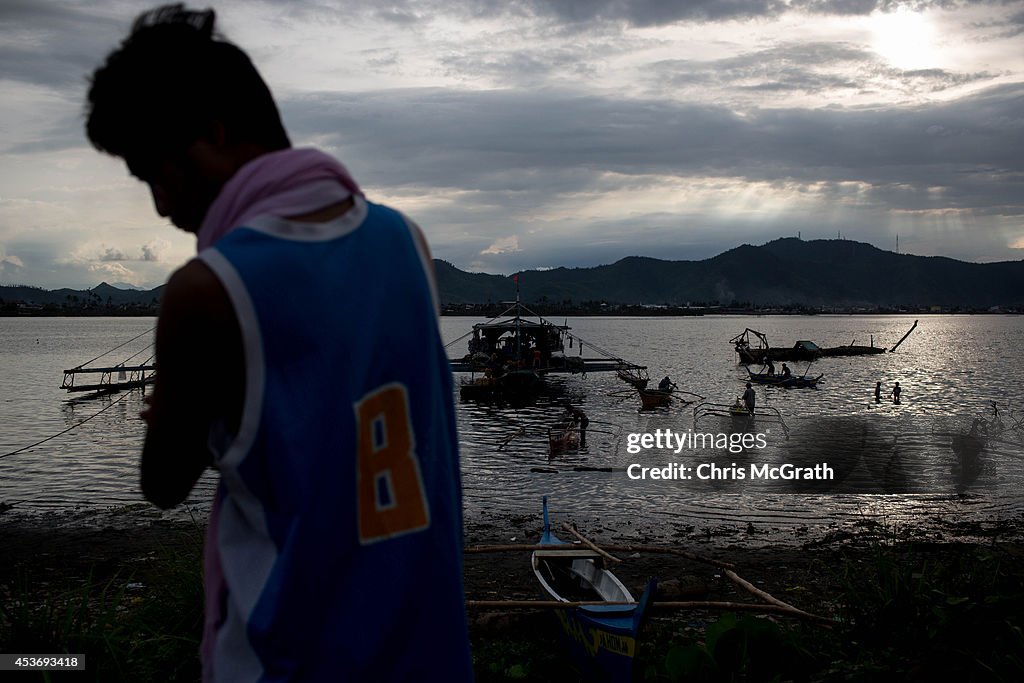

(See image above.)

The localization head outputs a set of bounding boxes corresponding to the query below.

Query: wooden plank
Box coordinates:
[63,365,156,374]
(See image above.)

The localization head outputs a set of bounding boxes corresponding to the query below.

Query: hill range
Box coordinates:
[435,238,1022,308]
[2,238,1022,310]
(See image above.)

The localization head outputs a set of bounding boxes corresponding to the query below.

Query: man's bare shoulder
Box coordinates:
[163,259,230,315]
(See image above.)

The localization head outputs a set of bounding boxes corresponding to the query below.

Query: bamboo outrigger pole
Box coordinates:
[464,599,833,624]
[560,522,622,564]
[889,319,918,352]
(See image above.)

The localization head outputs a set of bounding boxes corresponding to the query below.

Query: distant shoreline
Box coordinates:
[2,308,1020,318]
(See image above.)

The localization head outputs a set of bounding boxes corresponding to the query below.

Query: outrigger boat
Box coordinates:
[745,367,823,389]
[615,364,649,389]
[693,401,791,438]
[730,321,917,364]
[448,283,645,403]
[532,498,656,682]
[731,329,821,364]
[637,380,704,410]
[638,387,673,409]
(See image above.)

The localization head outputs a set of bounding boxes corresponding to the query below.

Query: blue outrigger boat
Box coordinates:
[532,498,656,682]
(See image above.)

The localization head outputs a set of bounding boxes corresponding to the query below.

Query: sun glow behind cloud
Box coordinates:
[869,7,941,71]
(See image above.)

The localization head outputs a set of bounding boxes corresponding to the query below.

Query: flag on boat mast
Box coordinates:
[512,273,520,302]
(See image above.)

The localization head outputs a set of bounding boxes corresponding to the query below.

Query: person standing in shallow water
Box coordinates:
[742,382,756,416]
[85,5,472,681]
[875,381,882,403]
[891,382,902,404]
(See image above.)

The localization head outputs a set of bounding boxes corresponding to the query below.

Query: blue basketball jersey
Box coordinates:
[198,196,472,682]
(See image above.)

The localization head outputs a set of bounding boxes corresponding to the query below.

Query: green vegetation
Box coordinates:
[3,532,1023,682]
[474,542,1024,683]
[0,538,202,682]
[822,543,1024,681]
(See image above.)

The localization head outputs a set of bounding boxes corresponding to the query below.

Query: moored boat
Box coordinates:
[820,344,886,357]
[532,498,656,682]
[731,329,821,364]
[731,321,918,364]
[447,282,646,404]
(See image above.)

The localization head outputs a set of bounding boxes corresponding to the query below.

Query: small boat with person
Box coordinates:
[638,376,704,410]
[532,497,656,682]
[693,401,791,438]
[745,366,823,389]
[638,387,674,409]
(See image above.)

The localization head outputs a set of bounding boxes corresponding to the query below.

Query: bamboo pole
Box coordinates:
[464,542,736,571]
[561,523,622,564]
[889,319,918,352]
[466,544,578,553]
[597,545,737,571]
[465,599,833,623]
[723,569,822,621]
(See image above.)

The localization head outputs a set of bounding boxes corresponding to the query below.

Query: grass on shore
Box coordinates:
[3,532,1024,682]
[475,540,1024,683]
[0,537,203,682]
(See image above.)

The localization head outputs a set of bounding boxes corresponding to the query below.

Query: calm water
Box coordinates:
[2,315,1022,540]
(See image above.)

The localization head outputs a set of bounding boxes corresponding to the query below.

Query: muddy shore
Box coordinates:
[3,505,1024,681]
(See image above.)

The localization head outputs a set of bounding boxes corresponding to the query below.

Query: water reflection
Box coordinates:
[1,315,1023,543]
[446,315,1024,541]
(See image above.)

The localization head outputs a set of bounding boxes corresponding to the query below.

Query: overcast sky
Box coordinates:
[1,0,1023,289]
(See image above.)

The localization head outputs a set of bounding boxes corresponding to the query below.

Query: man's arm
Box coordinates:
[141,259,244,509]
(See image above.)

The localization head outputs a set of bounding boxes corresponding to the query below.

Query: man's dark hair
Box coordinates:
[86,4,290,164]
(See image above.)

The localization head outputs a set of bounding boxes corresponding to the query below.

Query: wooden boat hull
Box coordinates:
[638,388,672,409]
[532,498,655,682]
[746,371,822,389]
[820,345,886,357]
[737,345,821,364]
[548,423,580,455]
[459,369,544,404]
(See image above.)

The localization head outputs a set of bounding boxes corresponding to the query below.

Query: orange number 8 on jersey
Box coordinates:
[355,384,430,544]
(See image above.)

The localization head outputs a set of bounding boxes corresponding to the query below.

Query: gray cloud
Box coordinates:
[645,42,995,99]
[283,81,1024,212]
[430,0,980,28]
[97,244,163,263]
[140,243,161,262]
[0,0,125,90]
[98,246,128,262]
[278,79,1023,271]
[178,0,1011,33]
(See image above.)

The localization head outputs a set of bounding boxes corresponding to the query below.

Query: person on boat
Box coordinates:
[765,358,775,376]
[780,363,792,379]
[731,396,747,415]
[658,375,676,391]
[875,381,882,403]
[85,7,472,681]
[742,382,756,416]
[891,381,902,404]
